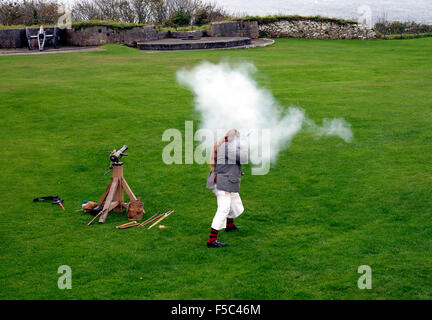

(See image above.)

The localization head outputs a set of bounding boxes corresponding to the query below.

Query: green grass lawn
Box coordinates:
[0,38,431,299]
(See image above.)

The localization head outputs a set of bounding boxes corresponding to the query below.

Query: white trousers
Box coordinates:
[211,187,244,231]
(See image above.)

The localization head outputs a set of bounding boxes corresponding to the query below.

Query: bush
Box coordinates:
[374,19,432,36]
[167,10,190,27]
[0,0,62,26]
[193,3,227,26]
[381,32,432,40]
[71,20,147,30]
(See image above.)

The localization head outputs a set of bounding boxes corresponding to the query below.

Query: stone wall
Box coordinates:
[211,21,259,39]
[259,20,376,40]
[0,25,218,49]
[64,25,158,47]
[0,19,376,49]
[0,25,159,48]
[169,30,202,39]
[0,27,61,48]
[0,28,23,48]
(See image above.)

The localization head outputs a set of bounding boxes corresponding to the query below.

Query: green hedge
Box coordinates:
[72,20,148,30]
[379,32,432,40]
[225,15,358,26]
[158,24,210,32]
[0,24,41,29]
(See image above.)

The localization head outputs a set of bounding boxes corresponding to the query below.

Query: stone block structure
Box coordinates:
[210,21,259,39]
[64,25,158,47]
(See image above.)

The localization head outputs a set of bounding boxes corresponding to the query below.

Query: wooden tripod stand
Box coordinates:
[88,162,137,225]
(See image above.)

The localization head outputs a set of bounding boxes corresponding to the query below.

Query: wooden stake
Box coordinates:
[118,223,140,229]
[98,177,119,223]
[139,212,164,227]
[148,210,175,230]
[122,177,137,202]
[97,180,112,206]
[116,212,164,230]
[139,211,160,226]
[116,221,137,229]
[87,210,103,226]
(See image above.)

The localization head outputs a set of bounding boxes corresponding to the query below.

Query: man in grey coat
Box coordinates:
[206,129,249,248]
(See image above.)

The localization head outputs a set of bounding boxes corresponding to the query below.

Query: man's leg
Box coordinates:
[207,188,231,247]
[226,192,244,232]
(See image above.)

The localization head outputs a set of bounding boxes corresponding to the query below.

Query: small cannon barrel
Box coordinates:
[110,145,128,163]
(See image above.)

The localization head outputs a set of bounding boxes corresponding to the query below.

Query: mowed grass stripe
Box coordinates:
[0,38,431,299]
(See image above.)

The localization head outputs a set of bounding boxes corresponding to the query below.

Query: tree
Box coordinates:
[0,0,61,26]
[193,2,227,26]
[72,0,102,21]
[131,0,152,23]
[2,0,231,27]
[0,2,22,25]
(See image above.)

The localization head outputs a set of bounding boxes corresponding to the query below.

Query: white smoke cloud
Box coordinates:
[176,61,353,169]
[314,118,353,142]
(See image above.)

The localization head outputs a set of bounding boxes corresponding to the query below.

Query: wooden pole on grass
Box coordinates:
[148,210,175,230]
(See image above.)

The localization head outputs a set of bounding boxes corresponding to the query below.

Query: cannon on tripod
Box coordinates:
[88,145,143,225]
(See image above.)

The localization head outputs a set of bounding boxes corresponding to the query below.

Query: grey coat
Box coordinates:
[206,137,248,193]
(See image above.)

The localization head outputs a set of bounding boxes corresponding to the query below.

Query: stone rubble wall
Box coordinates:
[258,20,376,40]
